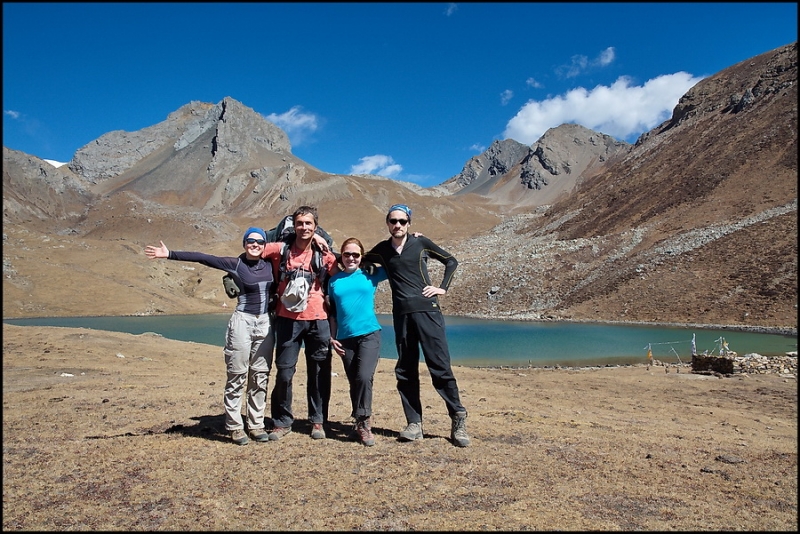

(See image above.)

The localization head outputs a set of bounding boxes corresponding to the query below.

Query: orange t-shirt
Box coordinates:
[262,242,336,321]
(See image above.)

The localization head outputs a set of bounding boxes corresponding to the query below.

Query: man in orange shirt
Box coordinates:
[261,206,337,441]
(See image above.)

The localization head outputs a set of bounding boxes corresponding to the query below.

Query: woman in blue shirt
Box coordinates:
[327,237,387,446]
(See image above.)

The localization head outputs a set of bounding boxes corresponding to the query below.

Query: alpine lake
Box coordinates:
[4,314,796,368]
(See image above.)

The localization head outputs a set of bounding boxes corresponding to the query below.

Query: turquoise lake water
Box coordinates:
[4,314,796,368]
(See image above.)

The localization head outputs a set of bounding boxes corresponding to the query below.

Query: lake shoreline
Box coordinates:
[460,312,798,337]
[4,310,797,338]
[4,313,796,373]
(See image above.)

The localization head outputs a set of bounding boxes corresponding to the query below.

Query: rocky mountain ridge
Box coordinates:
[438,124,630,208]
[2,42,796,332]
[443,42,797,330]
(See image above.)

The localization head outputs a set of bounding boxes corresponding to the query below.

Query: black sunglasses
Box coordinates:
[245,238,266,245]
[388,218,409,226]
[342,252,361,259]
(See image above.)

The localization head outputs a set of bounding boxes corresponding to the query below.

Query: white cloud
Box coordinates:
[503,72,704,144]
[350,154,403,178]
[557,55,589,79]
[526,77,543,89]
[264,106,319,146]
[44,159,67,168]
[500,89,514,106]
[445,3,458,16]
[4,110,48,146]
[556,46,616,78]
[598,46,615,66]
[469,143,486,153]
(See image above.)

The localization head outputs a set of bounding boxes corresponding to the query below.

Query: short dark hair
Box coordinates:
[293,205,318,227]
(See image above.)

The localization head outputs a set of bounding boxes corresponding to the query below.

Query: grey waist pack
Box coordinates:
[222,274,240,298]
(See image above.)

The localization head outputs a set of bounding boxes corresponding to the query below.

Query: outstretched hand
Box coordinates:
[144,241,169,259]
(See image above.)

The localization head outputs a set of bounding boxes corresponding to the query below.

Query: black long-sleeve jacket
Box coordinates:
[364,234,458,315]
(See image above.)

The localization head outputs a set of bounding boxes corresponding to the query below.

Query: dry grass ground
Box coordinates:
[2,324,797,531]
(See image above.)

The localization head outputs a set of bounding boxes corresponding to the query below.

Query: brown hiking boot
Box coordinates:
[230,428,249,445]
[249,428,270,442]
[268,425,292,441]
[355,417,375,446]
[398,421,423,441]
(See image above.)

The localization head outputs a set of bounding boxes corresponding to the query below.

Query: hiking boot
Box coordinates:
[310,423,326,440]
[268,425,292,441]
[230,429,249,445]
[398,421,423,441]
[355,418,375,447]
[249,428,270,442]
[450,411,471,447]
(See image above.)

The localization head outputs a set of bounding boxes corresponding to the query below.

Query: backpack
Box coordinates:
[277,236,329,287]
[266,215,334,249]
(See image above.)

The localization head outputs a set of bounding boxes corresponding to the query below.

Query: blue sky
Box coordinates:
[3,3,797,186]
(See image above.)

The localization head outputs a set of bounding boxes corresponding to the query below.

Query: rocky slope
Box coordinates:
[437,124,629,208]
[443,42,797,330]
[2,42,796,332]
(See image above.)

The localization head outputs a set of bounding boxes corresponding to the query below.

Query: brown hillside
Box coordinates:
[2,43,796,333]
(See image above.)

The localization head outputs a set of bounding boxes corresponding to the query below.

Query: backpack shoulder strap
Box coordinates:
[278,242,290,280]
[280,238,326,283]
[310,241,323,276]
[310,241,330,292]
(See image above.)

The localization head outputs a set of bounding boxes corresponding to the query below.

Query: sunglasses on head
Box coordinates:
[245,238,266,245]
[388,218,409,226]
[342,252,361,259]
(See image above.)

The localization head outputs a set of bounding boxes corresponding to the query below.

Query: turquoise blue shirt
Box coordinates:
[328,267,388,339]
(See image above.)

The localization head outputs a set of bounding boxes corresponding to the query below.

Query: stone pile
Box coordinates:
[692,352,797,377]
[732,352,797,376]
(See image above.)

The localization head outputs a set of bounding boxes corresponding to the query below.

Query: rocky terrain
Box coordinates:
[2,42,796,334]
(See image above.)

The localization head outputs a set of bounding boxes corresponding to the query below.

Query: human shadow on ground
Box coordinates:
[163,414,230,443]
[86,414,440,445]
[163,415,411,444]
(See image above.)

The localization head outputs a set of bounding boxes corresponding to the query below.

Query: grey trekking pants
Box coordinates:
[222,310,274,432]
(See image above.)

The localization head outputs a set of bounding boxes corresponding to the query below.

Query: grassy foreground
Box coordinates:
[2,324,797,531]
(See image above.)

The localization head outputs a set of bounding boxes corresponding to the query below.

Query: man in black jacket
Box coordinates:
[363,204,470,447]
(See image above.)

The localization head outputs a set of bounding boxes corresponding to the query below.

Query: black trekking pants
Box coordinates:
[392,310,466,423]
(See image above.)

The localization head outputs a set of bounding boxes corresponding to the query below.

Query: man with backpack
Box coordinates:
[259,206,338,441]
[222,213,334,313]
